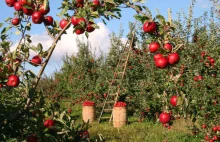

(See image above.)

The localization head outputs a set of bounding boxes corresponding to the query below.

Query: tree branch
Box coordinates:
[123,2,152,20]
[0,21,72,127]
[44,24,55,40]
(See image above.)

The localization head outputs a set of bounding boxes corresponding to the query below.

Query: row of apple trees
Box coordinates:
[39,1,220,141]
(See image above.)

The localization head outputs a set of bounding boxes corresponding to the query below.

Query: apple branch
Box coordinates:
[15,17,31,53]
[0,21,72,127]
[44,23,55,40]
[123,2,152,20]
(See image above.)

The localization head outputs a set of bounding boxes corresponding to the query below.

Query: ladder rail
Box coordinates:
[98,22,137,123]
[109,30,136,123]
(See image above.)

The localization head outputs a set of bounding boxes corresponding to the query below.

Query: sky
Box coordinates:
[0,0,214,76]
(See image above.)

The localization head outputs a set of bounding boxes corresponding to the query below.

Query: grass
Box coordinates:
[60,103,202,142]
[88,120,201,142]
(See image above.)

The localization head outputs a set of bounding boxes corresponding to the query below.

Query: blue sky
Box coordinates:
[0,0,213,35]
[0,0,213,76]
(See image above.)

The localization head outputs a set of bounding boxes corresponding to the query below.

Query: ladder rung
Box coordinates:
[100,117,111,119]
[109,93,116,96]
[117,72,124,74]
[105,101,115,104]
[103,109,113,112]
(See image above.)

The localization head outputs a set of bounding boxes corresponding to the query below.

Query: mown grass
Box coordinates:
[88,120,201,142]
[61,103,202,142]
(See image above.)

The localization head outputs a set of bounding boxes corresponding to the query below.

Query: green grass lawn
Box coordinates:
[88,120,201,142]
[61,102,202,142]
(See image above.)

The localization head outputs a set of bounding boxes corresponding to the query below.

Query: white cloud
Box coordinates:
[30,22,111,64]
[11,22,113,76]
[197,0,211,9]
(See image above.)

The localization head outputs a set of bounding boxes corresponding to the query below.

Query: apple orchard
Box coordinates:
[0,0,220,142]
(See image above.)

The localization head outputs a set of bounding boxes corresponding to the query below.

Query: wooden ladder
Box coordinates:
[98,25,136,123]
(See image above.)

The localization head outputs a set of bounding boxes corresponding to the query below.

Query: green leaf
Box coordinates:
[85,31,89,38]
[5,17,12,22]
[26,22,31,31]
[1,26,12,35]
[92,23,99,29]
[44,0,49,10]
[177,96,184,106]
[102,19,107,25]
[142,6,152,17]
[134,14,143,21]
[0,23,3,28]
[29,45,37,52]
[1,35,7,40]
[145,39,151,44]
[23,4,33,10]
[105,0,115,4]
[104,11,116,17]
[60,6,69,16]
[134,5,142,12]
[156,15,166,25]
[133,14,149,23]
[37,43,43,52]
[59,111,65,120]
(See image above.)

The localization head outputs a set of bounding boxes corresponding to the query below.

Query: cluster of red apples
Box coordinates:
[1,55,42,88]
[59,0,101,35]
[5,0,54,26]
[3,0,49,88]
[143,21,180,69]
[158,95,178,125]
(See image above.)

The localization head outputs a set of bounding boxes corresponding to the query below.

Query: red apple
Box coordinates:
[163,43,172,52]
[155,57,168,69]
[14,2,23,11]
[194,76,198,81]
[170,95,177,107]
[93,0,100,7]
[23,4,35,16]
[12,18,20,26]
[168,52,180,65]
[86,21,95,33]
[159,112,171,124]
[5,0,16,7]
[91,0,100,10]
[60,19,68,29]
[44,16,53,26]
[77,18,86,27]
[76,0,84,4]
[213,135,219,141]
[212,126,218,132]
[202,124,207,129]
[143,22,157,33]
[205,135,209,141]
[149,42,160,53]
[7,75,20,87]
[197,75,203,81]
[39,4,50,15]
[153,54,163,61]
[18,0,31,5]
[209,58,215,63]
[75,28,85,35]
[44,119,55,128]
[67,108,72,114]
[71,16,78,26]
[31,55,42,65]
[26,135,37,142]
[32,12,44,24]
